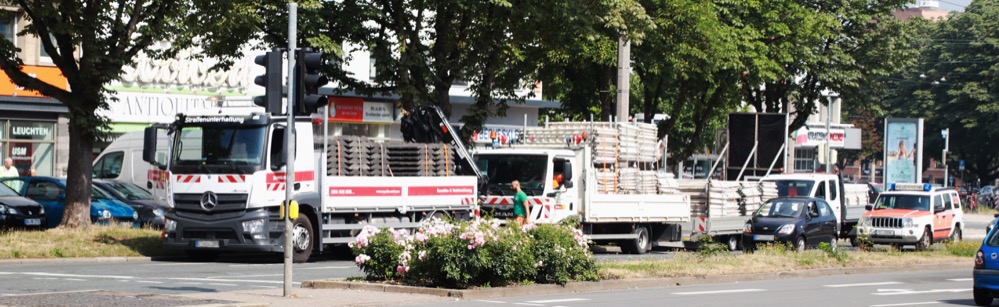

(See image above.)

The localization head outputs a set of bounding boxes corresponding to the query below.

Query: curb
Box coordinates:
[302,262,971,300]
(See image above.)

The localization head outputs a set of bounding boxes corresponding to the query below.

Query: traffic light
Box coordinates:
[294,48,329,115]
[253,50,284,114]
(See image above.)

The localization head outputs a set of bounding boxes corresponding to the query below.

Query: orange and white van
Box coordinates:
[856,183,964,250]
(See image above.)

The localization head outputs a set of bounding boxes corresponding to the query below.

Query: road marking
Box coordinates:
[0,290,100,297]
[62,278,86,281]
[512,303,544,307]
[526,298,590,304]
[136,280,163,284]
[208,283,239,286]
[177,282,203,285]
[673,289,765,295]
[31,277,58,280]
[206,274,283,279]
[475,300,508,304]
[947,278,972,282]
[873,289,971,296]
[249,285,276,289]
[164,277,300,285]
[20,272,133,279]
[825,282,903,288]
[870,301,940,307]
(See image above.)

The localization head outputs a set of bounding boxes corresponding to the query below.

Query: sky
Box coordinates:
[934,0,972,11]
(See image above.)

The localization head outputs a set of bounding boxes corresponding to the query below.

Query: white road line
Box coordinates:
[205,274,283,279]
[20,272,133,279]
[526,298,590,304]
[825,282,903,288]
[870,301,940,307]
[164,277,299,285]
[947,278,972,282]
[873,289,971,296]
[31,277,58,280]
[62,278,86,281]
[136,281,163,284]
[512,303,544,307]
[208,283,239,286]
[475,300,508,304]
[249,285,277,289]
[0,290,100,297]
[673,289,765,295]
[177,282,203,285]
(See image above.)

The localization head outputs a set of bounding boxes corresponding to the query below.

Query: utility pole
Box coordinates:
[825,94,834,173]
[283,2,297,297]
[616,37,630,122]
[942,128,949,187]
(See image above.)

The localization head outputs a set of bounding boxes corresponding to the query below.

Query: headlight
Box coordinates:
[7,207,19,215]
[133,211,139,220]
[0,204,7,214]
[153,208,165,216]
[903,218,915,228]
[102,210,112,220]
[39,206,45,214]
[242,218,266,233]
[164,219,177,232]
[777,224,796,235]
[744,223,753,233]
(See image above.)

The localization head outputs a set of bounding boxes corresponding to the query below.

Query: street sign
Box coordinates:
[960,160,965,171]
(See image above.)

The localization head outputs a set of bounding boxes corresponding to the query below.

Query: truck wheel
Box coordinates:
[185,250,219,262]
[975,287,993,306]
[624,227,651,254]
[727,236,740,251]
[292,215,314,263]
[915,227,932,251]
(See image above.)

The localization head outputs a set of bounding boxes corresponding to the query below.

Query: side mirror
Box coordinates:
[562,162,574,188]
[142,127,158,166]
[864,204,873,211]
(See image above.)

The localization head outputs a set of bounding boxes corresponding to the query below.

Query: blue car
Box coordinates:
[975,219,999,305]
[0,177,138,228]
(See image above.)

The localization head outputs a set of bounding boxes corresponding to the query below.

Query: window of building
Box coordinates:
[39,33,56,60]
[794,148,816,172]
[0,15,13,42]
[2,121,57,177]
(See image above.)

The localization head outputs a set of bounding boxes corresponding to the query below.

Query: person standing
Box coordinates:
[0,157,19,178]
[512,180,530,226]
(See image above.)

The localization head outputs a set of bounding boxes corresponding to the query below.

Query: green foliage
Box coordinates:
[817,242,849,263]
[50,248,65,258]
[696,236,728,258]
[350,219,597,288]
[945,240,981,258]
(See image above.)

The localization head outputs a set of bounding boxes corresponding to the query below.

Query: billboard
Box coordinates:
[883,118,923,184]
[726,113,788,181]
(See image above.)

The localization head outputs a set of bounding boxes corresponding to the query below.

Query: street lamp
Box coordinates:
[942,128,949,187]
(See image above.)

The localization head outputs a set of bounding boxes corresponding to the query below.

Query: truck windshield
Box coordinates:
[475,154,548,196]
[770,180,816,197]
[756,199,805,218]
[874,194,930,211]
[171,125,267,174]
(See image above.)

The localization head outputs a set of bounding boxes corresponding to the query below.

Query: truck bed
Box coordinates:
[323,176,478,212]
[583,193,691,223]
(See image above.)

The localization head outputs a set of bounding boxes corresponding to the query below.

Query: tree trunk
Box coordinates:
[61,120,94,228]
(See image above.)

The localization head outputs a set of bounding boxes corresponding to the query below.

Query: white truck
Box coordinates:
[476,121,769,253]
[142,106,482,262]
[760,173,870,244]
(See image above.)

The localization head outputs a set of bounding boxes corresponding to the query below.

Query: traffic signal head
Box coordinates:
[253,50,284,115]
[294,49,329,115]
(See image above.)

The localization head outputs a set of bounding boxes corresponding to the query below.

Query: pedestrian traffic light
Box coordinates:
[253,50,284,114]
[294,48,329,115]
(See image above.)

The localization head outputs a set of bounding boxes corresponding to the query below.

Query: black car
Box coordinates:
[0,181,46,230]
[93,180,166,228]
[743,197,839,252]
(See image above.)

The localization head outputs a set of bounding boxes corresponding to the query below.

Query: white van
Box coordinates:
[92,131,168,190]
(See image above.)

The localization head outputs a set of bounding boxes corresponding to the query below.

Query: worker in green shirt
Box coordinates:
[512,180,530,226]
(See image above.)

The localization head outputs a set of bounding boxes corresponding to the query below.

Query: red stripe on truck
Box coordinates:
[408,186,475,196]
[266,171,315,183]
[329,186,402,197]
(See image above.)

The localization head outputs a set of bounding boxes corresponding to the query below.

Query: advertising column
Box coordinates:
[884,118,924,184]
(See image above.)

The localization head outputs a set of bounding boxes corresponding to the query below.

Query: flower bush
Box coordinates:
[350,218,598,288]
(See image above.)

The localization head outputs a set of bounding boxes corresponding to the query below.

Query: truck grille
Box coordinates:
[182,228,239,240]
[174,193,248,213]
[871,217,903,228]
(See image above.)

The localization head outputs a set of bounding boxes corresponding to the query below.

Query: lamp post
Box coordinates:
[824,93,837,173]
[942,128,949,187]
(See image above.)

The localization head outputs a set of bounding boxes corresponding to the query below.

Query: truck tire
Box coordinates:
[727,236,740,251]
[975,287,993,306]
[915,227,932,251]
[292,215,314,263]
[623,227,651,254]
[185,250,219,262]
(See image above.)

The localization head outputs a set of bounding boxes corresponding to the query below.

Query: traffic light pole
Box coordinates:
[284,2,297,298]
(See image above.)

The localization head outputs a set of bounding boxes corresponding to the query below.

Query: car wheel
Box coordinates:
[915,227,932,251]
[794,236,806,252]
[727,235,740,251]
[185,250,219,262]
[828,237,837,252]
[623,227,651,254]
[292,215,314,263]
[950,227,962,243]
[974,287,993,306]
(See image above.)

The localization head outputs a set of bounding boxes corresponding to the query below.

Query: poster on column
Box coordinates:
[884,118,923,184]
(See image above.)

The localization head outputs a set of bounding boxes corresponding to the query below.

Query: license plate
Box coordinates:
[875,229,895,236]
[24,218,40,226]
[195,240,220,248]
[754,235,775,241]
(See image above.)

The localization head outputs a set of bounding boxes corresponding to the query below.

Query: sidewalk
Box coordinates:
[176,287,451,307]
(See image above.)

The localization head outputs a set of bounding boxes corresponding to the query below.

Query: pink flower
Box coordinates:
[396,265,409,275]
[418,250,427,261]
[354,254,371,265]
[512,246,517,251]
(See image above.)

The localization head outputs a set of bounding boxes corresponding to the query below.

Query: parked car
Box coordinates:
[0,182,46,230]
[93,180,166,228]
[980,186,996,208]
[743,197,839,252]
[974,222,999,305]
[988,214,999,235]
[0,177,138,228]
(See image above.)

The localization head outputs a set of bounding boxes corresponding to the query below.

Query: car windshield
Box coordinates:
[770,180,815,197]
[874,194,931,211]
[981,186,994,195]
[475,154,548,196]
[103,182,153,200]
[755,199,805,218]
[0,182,18,197]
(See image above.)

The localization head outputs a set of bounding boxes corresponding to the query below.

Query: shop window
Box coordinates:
[0,15,13,42]
[93,151,124,179]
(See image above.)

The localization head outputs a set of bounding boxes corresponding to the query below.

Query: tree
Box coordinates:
[0,1,191,228]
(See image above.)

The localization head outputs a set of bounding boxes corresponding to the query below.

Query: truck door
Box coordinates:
[827,179,841,225]
[550,156,580,222]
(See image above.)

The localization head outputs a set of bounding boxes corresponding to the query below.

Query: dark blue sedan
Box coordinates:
[0,177,137,228]
[93,180,166,228]
[743,197,839,252]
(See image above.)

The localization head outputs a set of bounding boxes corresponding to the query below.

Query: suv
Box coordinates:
[856,183,964,250]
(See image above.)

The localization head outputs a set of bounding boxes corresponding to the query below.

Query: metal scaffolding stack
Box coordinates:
[326,137,454,177]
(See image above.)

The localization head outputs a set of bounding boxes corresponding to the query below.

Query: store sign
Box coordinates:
[794,127,846,148]
[9,122,54,141]
[99,92,219,123]
[118,50,252,90]
[326,97,395,123]
[472,127,522,144]
[9,143,32,161]
[0,65,69,98]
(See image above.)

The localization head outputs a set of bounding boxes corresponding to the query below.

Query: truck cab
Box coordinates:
[474,148,579,224]
[762,173,847,225]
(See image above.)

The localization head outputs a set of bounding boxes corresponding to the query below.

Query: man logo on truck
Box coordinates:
[200,191,218,211]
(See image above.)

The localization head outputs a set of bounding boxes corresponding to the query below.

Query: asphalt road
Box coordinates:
[416,268,979,307]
